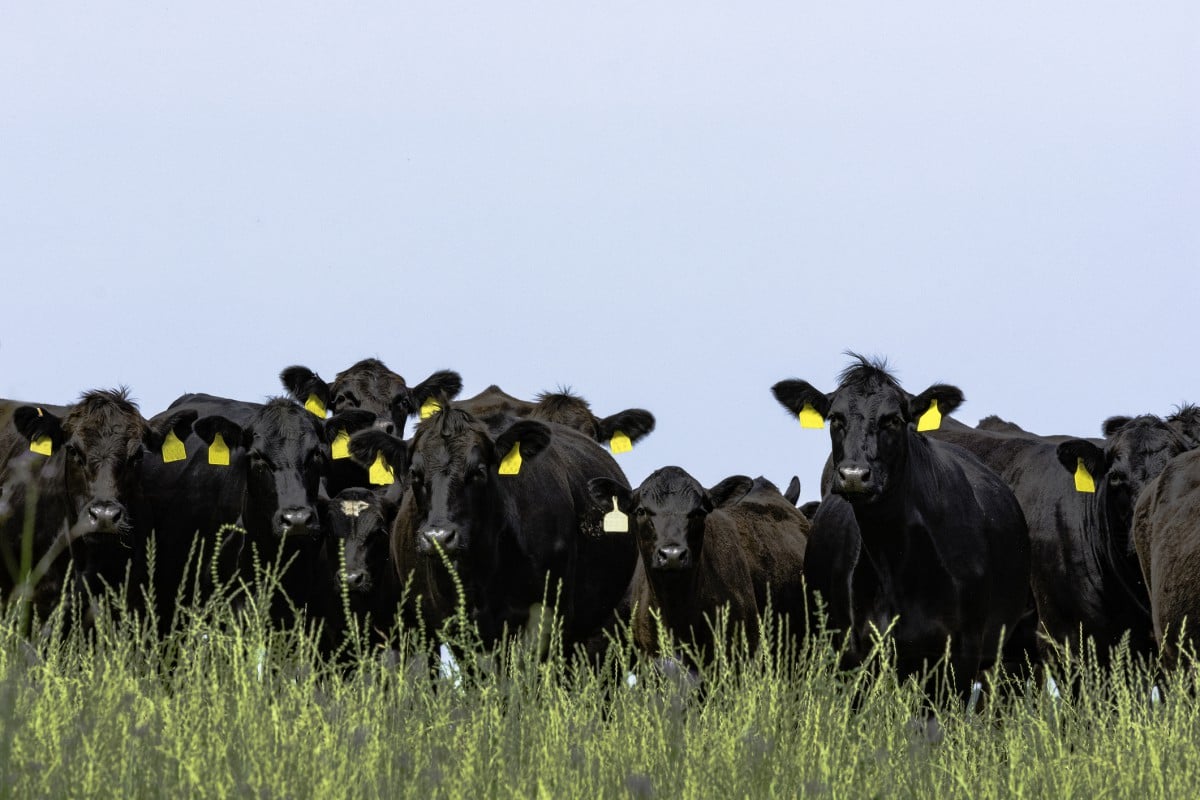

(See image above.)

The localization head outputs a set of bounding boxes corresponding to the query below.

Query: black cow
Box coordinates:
[772,356,1031,696]
[932,413,1191,661]
[588,468,808,661]
[353,402,638,651]
[0,390,194,624]
[282,364,462,495]
[142,395,346,637]
[320,486,402,647]
[1132,448,1200,665]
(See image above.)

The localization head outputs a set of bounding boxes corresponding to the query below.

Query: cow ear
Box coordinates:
[783,476,802,506]
[193,416,246,449]
[1101,416,1133,437]
[324,409,377,442]
[799,500,822,520]
[708,475,753,510]
[596,409,656,451]
[410,370,464,418]
[13,406,65,452]
[771,380,831,423]
[1057,439,1108,483]
[347,430,408,474]
[280,365,331,413]
[144,409,198,451]
[588,477,633,512]
[909,384,964,427]
[493,420,552,467]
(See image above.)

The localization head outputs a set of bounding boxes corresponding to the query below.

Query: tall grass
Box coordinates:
[1,560,1199,799]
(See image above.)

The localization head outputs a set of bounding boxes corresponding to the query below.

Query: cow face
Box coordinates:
[773,356,963,504]
[324,488,397,595]
[403,408,551,560]
[281,359,419,436]
[1058,415,1192,548]
[590,469,750,573]
[14,391,196,544]
[194,400,327,540]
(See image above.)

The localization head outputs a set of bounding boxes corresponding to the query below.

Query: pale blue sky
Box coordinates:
[3,3,1196,498]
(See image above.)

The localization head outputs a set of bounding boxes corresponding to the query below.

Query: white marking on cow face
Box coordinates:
[340,499,372,518]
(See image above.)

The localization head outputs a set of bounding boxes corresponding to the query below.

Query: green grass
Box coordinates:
[1,568,1198,799]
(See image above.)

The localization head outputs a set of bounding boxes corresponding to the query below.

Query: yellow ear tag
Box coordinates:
[29,435,53,456]
[609,430,633,454]
[499,442,522,476]
[917,399,942,432]
[1074,458,1096,493]
[36,407,44,417]
[602,497,629,534]
[368,452,394,485]
[331,429,351,460]
[304,394,327,418]
[798,403,825,429]
[208,433,231,466]
[420,399,442,420]
[161,430,187,463]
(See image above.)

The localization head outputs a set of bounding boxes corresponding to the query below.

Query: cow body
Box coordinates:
[773,356,1031,695]
[590,469,808,660]
[1132,448,1200,664]
[377,405,638,650]
[932,414,1190,660]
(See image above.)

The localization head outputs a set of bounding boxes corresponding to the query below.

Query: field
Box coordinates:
[1,563,1197,800]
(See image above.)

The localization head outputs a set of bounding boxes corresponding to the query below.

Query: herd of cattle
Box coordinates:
[4,354,1200,693]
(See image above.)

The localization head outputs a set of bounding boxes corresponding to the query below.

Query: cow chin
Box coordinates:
[832,482,882,505]
[69,524,133,549]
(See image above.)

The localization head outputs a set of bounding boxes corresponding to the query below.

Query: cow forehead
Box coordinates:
[340,499,372,517]
[639,467,704,511]
[831,383,906,417]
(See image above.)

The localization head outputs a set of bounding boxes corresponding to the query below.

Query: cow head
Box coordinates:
[1057,415,1192,550]
[14,390,196,545]
[589,468,750,572]
[193,399,327,540]
[280,359,418,436]
[531,390,656,450]
[323,487,398,597]
[773,354,963,504]
[382,406,551,561]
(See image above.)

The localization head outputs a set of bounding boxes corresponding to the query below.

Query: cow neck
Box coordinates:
[849,432,940,564]
[1086,482,1152,622]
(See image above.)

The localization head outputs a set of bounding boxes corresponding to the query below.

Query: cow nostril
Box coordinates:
[343,571,366,589]
[280,508,314,529]
[422,528,457,549]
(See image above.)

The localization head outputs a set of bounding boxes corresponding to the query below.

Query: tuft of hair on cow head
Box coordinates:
[1056,439,1108,481]
[707,475,753,510]
[13,406,66,451]
[1168,403,1200,447]
[908,384,965,427]
[492,420,552,469]
[279,365,330,409]
[771,380,832,420]
[347,429,409,475]
[408,370,465,418]
[588,476,634,513]
[1101,416,1134,437]
[144,409,199,451]
[597,409,656,447]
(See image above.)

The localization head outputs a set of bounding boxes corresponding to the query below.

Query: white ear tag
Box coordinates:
[602,497,628,534]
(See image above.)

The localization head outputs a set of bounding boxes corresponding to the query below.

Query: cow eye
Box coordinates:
[829,415,845,431]
[882,415,902,430]
[65,444,85,465]
[1108,473,1125,487]
[635,507,649,518]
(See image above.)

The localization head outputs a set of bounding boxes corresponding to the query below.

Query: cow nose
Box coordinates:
[279,507,314,533]
[342,570,367,590]
[87,501,124,529]
[655,545,689,570]
[838,466,871,491]
[421,528,457,552]
[374,418,396,436]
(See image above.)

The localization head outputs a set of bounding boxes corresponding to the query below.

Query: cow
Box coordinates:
[931,413,1191,662]
[142,394,349,639]
[350,398,638,653]
[1132,447,1200,665]
[587,468,808,661]
[281,363,462,495]
[772,355,1032,697]
[0,390,194,626]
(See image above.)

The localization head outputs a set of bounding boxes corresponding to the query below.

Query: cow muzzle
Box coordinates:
[834,466,875,498]
[418,527,461,556]
[341,570,372,593]
[653,545,690,571]
[276,507,320,539]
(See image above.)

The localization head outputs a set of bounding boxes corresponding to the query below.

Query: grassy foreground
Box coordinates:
[0,578,1197,800]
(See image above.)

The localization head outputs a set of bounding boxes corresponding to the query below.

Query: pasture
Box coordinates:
[0,559,1196,800]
